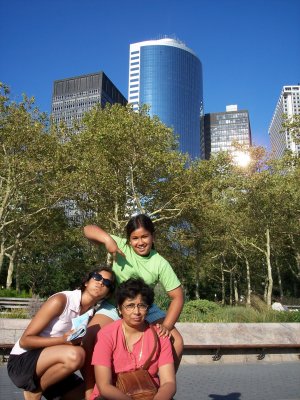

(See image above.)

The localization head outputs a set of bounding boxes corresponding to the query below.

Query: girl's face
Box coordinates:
[129,226,154,256]
[119,294,148,327]
[85,269,113,299]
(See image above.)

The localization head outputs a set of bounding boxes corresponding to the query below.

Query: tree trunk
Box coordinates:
[16,261,20,292]
[6,253,15,288]
[221,262,225,305]
[276,261,284,300]
[265,228,273,307]
[195,245,201,299]
[195,268,200,299]
[229,271,233,306]
[5,234,20,289]
[0,239,4,273]
[245,257,251,307]
[263,277,268,302]
[234,275,239,306]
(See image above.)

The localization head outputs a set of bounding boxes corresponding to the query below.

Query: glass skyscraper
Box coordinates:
[128,38,203,159]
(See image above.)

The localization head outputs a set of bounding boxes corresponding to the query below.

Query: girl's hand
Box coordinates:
[105,239,125,260]
[63,330,82,345]
[155,323,171,338]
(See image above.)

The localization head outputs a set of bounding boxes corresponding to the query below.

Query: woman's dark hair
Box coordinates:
[116,278,154,308]
[126,214,155,245]
[80,264,116,293]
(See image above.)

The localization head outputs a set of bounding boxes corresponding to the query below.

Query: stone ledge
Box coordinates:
[175,322,300,347]
[1,320,300,346]
[1,319,300,364]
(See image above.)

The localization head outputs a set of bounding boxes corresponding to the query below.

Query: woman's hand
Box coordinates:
[62,330,83,346]
[155,323,171,338]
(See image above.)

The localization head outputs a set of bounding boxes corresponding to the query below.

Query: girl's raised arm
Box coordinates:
[83,225,125,258]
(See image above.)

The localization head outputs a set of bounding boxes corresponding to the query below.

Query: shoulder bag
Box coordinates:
[116,325,158,400]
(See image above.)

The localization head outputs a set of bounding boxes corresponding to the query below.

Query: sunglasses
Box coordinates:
[90,272,113,288]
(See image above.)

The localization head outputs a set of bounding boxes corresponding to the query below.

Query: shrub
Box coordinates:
[179,299,221,322]
[0,288,31,298]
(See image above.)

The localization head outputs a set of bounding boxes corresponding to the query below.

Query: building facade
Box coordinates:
[51,71,127,127]
[269,85,300,158]
[128,38,203,159]
[202,105,252,160]
[51,71,126,225]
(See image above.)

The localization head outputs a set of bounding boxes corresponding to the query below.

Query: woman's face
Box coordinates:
[85,269,113,299]
[129,226,154,256]
[119,294,149,327]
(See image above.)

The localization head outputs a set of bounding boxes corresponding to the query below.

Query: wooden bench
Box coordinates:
[176,322,300,361]
[183,342,300,361]
[285,305,300,311]
[0,343,14,363]
[0,297,33,310]
[0,297,43,315]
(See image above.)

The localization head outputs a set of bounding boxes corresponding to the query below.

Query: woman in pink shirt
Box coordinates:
[91,278,176,400]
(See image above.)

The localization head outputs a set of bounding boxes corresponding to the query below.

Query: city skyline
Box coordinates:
[1,0,299,151]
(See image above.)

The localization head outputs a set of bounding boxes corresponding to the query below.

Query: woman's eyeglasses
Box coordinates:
[122,303,149,312]
[90,272,113,288]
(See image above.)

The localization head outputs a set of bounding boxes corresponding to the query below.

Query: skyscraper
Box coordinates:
[202,105,252,160]
[269,85,300,158]
[128,38,203,159]
[51,71,127,127]
[51,71,126,224]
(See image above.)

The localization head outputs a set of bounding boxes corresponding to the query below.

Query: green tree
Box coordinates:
[0,83,69,288]
[64,103,191,245]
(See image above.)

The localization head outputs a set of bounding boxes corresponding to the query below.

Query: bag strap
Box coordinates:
[141,324,158,370]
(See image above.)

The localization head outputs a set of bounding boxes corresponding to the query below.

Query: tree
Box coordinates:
[0,83,70,288]
[64,103,191,232]
[283,114,300,145]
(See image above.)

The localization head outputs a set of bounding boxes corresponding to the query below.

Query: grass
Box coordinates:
[0,309,30,319]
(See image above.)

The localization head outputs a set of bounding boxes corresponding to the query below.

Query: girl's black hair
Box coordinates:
[126,214,155,249]
[80,264,116,293]
[116,278,154,309]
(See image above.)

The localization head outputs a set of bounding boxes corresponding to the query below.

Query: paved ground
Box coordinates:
[1,362,300,400]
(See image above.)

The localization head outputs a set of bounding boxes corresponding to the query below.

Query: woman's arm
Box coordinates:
[154,363,176,400]
[19,293,71,349]
[94,365,131,400]
[83,225,125,258]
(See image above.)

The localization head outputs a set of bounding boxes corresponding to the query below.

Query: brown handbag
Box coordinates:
[116,325,158,400]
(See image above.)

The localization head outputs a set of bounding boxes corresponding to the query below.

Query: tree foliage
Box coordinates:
[1,83,300,304]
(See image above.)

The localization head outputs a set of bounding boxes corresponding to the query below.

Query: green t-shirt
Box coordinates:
[111,235,181,293]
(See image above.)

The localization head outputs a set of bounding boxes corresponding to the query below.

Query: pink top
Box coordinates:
[91,319,174,400]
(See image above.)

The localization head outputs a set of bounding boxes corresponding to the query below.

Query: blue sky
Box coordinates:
[1,0,299,149]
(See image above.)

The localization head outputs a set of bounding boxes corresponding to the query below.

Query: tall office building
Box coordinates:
[269,85,300,158]
[202,105,252,160]
[51,71,127,127]
[128,38,203,159]
[51,71,126,225]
